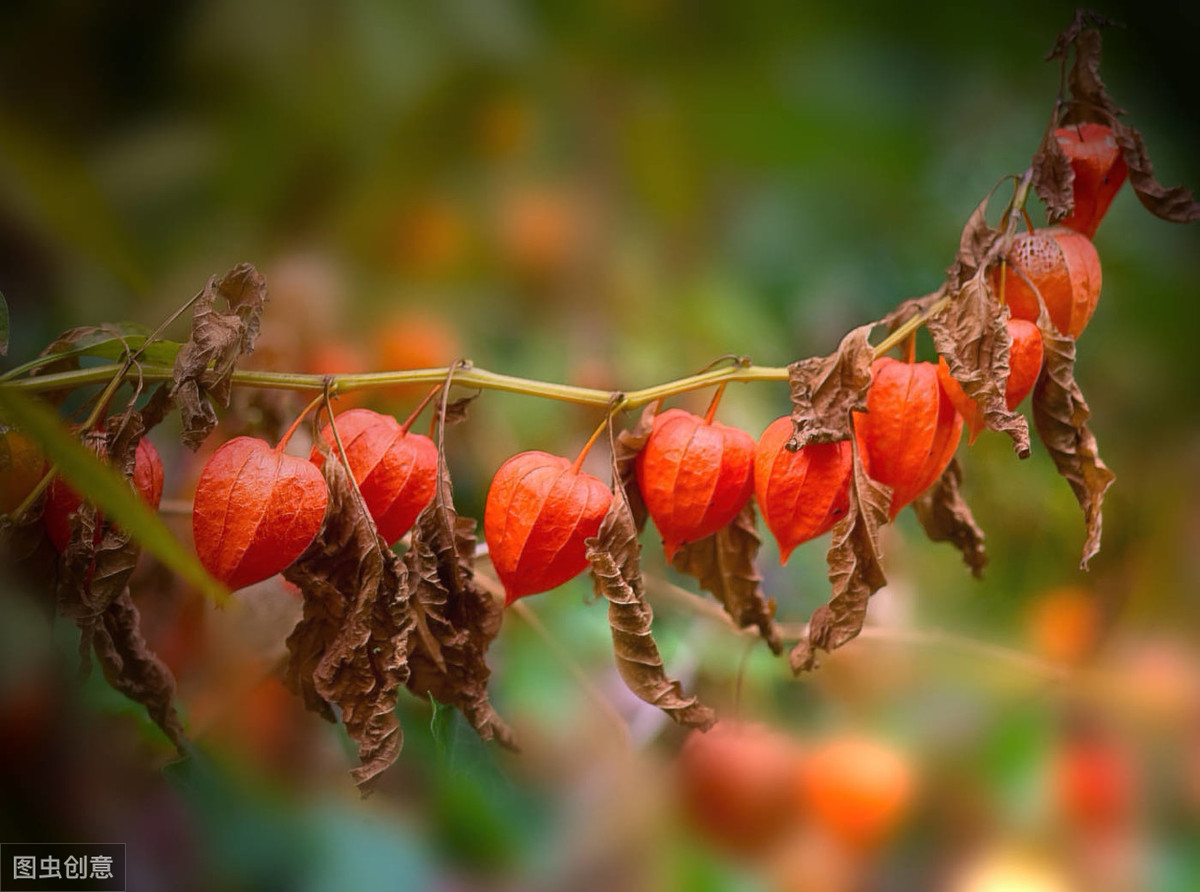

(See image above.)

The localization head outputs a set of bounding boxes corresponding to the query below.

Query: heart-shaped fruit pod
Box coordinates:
[484,450,612,603]
[44,437,164,552]
[989,227,1101,337]
[936,318,1045,443]
[0,430,46,515]
[310,408,437,545]
[1056,122,1127,239]
[192,436,329,590]
[754,416,853,562]
[636,408,755,561]
[854,358,963,518]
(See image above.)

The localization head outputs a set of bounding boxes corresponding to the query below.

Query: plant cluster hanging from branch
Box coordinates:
[1,11,1198,792]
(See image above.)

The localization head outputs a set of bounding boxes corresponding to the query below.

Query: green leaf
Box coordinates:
[0,291,8,356]
[0,324,181,382]
[0,386,227,603]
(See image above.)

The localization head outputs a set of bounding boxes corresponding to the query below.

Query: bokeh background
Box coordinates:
[2,1,1199,889]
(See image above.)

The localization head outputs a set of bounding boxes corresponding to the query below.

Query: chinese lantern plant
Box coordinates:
[192,404,329,591]
[484,422,613,603]
[637,385,755,560]
[1056,122,1128,238]
[310,388,439,546]
[854,357,963,518]
[990,226,1101,337]
[44,436,164,551]
[754,416,854,561]
[937,318,1044,443]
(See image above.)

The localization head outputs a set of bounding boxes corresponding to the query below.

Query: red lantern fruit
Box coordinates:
[754,416,854,562]
[1056,122,1127,238]
[484,447,612,604]
[679,721,803,855]
[854,358,963,518]
[192,433,328,591]
[44,437,164,552]
[936,318,1044,443]
[990,227,1101,337]
[636,393,755,561]
[311,407,437,545]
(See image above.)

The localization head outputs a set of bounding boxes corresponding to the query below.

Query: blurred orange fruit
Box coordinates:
[0,430,46,515]
[372,311,463,401]
[800,736,915,850]
[497,185,584,278]
[1027,585,1102,665]
[392,196,470,277]
[305,338,371,409]
[678,721,804,856]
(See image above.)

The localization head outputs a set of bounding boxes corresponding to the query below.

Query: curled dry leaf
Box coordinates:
[92,589,186,752]
[790,445,891,674]
[786,323,875,449]
[171,263,268,449]
[670,502,782,655]
[51,411,185,750]
[283,454,414,793]
[403,390,516,750]
[1110,121,1200,223]
[1031,324,1114,569]
[911,458,987,578]
[586,467,715,730]
[1033,114,1076,224]
[926,273,1030,457]
[613,402,659,532]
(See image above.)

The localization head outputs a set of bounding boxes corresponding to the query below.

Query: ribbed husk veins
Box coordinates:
[1056,123,1127,238]
[193,436,329,590]
[854,359,963,519]
[992,227,1101,337]
[484,450,613,603]
[312,408,437,546]
[45,438,164,552]
[937,319,1044,443]
[754,416,853,562]
[636,408,755,561]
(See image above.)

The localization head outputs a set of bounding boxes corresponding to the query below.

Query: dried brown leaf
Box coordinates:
[171,263,267,449]
[1111,120,1200,223]
[927,274,1031,457]
[46,411,186,751]
[92,588,186,751]
[1033,114,1076,223]
[670,502,781,654]
[613,402,659,532]
[954,195,1000,273]
[586,476,715,730]
[283,456,413,794]
[912,458,987,577]
[787,323,875,449]
[1066,26,1124,119]
[1031,324,1114,568]
[789,445,891,674]
[403,418,515,750]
